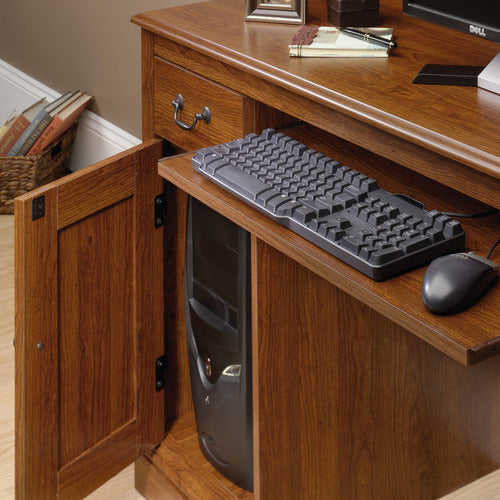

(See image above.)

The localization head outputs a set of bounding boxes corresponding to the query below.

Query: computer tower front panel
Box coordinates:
[185,196,253,491]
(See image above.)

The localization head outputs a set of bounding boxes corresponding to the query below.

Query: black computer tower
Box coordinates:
[185,196,253,491]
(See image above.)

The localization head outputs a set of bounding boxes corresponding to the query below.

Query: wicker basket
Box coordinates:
[0,123,78,214]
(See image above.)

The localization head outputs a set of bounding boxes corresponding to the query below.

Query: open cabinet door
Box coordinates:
[15,140,165,499]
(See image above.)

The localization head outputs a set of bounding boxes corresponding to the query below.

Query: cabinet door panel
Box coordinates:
[58,198,136,466]
[15,140,165,499]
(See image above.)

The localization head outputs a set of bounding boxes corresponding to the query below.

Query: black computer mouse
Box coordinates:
[422,252,498,314]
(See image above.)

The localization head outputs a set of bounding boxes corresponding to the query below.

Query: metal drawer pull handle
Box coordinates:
[171,94,211,130]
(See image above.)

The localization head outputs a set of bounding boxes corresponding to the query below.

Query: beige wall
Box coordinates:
[0,0,202,138]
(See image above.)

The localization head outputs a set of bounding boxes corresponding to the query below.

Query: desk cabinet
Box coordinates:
[15,0,500,499]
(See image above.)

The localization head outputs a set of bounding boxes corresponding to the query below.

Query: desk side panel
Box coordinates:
[254,239,500,500]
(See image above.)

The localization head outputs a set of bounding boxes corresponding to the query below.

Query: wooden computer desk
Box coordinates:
[15,0,500,498]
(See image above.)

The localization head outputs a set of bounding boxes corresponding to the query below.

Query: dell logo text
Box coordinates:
[470,24,486,37]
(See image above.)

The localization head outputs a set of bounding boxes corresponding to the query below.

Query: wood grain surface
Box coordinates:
[14,141,164,499]
[254,239,500,499]
[58,199,135,466]
[154,58,254,150]
[141,30,155,141]
[132,0,500,182]
[2,217,139,499]
[134,0,500,494]
[15,187,59,499]
[137,412,253,500]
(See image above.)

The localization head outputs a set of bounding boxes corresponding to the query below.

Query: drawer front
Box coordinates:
[154,58,253,150]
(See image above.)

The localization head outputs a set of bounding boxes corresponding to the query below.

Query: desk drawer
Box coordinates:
[154,58,253,150]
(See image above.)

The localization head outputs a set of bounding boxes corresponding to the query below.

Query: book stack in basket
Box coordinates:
[0,90,92,214]
[0,122,77,214]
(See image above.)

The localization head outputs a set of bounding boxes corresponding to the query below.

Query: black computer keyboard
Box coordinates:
[192,129,465,280]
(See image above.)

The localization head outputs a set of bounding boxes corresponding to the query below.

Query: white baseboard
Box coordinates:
[0,59,140,171]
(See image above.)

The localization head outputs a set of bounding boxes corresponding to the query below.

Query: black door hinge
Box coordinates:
[155,354,167,391]
[32,195,45,221]
[154,193,166,228]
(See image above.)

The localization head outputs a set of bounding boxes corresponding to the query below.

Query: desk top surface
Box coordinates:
[133,0,500,181]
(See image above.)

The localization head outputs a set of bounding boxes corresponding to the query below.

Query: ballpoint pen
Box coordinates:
[340,27,398,49]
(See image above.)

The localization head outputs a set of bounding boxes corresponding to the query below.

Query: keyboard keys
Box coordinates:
[444,220,463,237]
[339,236,368,255]
[309,214,351,233]
[406,216,423,229]
[383,206,400,218]
[334,193,356,208]
[213,165,277,201]
[323,160,341,175]
[359,207,377,222]
[292,206,316,224]
[399,235,432,254]
[332,216,350,229]
[267,194,293,213]
[203,157,229,175]
[192,129,466,280]
[349,202,366,217]
[368,212,388,225]
[361,178,379,192]
[256,189,282,206]
[300,198,331,217]
[326,228,347,242]
[426,227,444,242]
[424,209,440,225]
[275,200,303,217]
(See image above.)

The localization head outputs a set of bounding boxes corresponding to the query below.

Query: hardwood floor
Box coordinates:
[0,215,15,500]
[1,212,499,499]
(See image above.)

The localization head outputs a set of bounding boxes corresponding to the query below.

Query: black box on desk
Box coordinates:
[327,0,379,27]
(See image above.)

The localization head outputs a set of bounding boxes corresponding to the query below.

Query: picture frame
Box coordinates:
[245,0,306,24]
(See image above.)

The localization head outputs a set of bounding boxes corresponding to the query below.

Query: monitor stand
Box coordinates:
[412,64,484,86]
[412,52,500,95]
[478,53,500,95]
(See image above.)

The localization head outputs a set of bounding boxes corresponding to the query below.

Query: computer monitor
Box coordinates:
[403,0,500,94]
[403,1,500,41]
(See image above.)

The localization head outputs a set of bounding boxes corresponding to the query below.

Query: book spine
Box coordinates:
[0,117,29,156]
[7,110,48,156]
[0,126,9,142]
[17,114,53,156]
[29,98,90,155]
[27,119,60,156]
